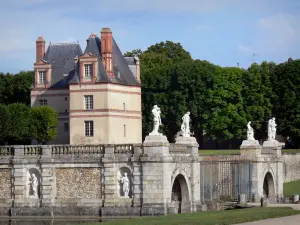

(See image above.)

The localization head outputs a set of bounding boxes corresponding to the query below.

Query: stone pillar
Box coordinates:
[40,145,54,207]
[240,140,261,157]
[141,135,171,216]
[12,145,26,207]
[132,144,142,207]
[102,146,117,207]
[175,136,201,211]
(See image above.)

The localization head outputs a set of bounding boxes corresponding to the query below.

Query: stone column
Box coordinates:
[40,145,54,207]
[102,145,117,207]
[12,145,26,208]
[141,135,171,216]
[132,144,142,207]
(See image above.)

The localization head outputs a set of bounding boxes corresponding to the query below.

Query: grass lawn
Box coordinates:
[199,149,240,156]
[198,149,300,156]
[282,149,300,155]
[284,180,300,196]
[78,207,300,225]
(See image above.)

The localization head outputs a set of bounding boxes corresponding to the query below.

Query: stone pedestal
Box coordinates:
[262,140,282,156]
[240,140,261,156]
[141,134,171,215]
[143,135,169,156]
[175,137,199,155]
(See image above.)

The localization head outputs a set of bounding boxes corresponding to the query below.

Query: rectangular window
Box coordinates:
[38,71,45,84]
[65,97,68,101]
[39,99,47,106]
[123,103,126,111]
[84,64,93,78]
[84,95,93,110]
[64,123,69,132]
[85,121,94,137]
[124,124,126,137]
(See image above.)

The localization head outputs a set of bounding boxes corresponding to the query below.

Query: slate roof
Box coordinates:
[44,35,140,88]
[43,43,83,88]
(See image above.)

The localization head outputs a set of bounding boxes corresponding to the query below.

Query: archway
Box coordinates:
[171,174,190,213]
[263,172,275,198]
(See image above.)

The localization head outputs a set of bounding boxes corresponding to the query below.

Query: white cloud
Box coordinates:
[238,13,300,61]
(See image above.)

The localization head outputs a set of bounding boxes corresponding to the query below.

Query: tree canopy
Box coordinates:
[1,43,300,147]
[30,106,58,144]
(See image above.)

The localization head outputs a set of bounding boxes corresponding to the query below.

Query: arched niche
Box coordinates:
[27,168,41,199]
[117,167,133,198]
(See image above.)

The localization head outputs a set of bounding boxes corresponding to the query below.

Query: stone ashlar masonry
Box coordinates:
[0,136,201,217]
[0,137,288,217]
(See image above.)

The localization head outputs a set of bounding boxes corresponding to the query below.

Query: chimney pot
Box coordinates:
[101,28,114,78]
[36,36,46,63]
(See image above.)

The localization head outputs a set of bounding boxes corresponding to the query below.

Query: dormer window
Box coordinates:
[84,64,93,78]
[38,71,45,84]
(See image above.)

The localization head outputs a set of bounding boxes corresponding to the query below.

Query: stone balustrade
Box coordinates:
[0,144,141,157]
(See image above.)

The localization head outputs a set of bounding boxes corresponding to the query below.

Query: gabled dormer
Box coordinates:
[79,52,98,83]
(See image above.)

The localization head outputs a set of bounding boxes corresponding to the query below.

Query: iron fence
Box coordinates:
[200,156,252,203]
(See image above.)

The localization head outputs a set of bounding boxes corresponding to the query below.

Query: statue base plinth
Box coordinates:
[263,140,283,148]
[175,136,199,155]
[175,136,198,147]
[240,140,261,156]
[149,131,163,136]
[143,135,170,156]
[262,140,283,156]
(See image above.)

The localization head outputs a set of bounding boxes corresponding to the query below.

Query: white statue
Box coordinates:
[119,172,130,198]
[181,112,191,137]
[150,105,162,135]
[247,121,255,140]
[29,173,39,198]
[267,117,277,141]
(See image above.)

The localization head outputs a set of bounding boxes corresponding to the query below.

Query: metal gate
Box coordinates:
[200,156,252,203]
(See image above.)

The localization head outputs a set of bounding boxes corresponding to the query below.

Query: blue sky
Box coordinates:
[0,0,300,73]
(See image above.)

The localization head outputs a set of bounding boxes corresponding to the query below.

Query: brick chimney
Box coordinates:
[36,36,46,63]
[101,28,114,78]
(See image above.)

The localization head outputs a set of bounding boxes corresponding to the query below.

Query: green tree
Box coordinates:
[124,49,143,58]
[202,66,247,141]
[6,103,30,144]
[272,59,300,146]
[139,41,193,141]
[29,106,58,144]
[0,104,9,144]
[242,62,273,141]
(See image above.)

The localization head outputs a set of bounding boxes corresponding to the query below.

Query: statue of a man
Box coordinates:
[267,117,277,141]
[181,112,191,137]
[150,105,162,135]
[247,121,255,140]
[120,172,130,198]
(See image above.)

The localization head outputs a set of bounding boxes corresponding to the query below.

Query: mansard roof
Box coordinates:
[43,43,83,88]
[69,36,140,86]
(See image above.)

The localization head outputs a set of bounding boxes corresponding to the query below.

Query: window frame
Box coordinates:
[38,71,46,84]
[84,95,93,110]
[84,64,93,78]
[85,121,94,137]
[64,123,69,132]
[39,99,47,106]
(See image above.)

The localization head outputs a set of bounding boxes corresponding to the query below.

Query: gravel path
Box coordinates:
[235,214,300,225]
[235,204,300,225]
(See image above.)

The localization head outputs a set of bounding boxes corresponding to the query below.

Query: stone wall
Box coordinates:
[0,169,11,199]
[283,154,300,182]
[56,168,101,199]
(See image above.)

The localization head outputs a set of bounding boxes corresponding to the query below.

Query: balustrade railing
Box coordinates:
[52,145,105,155]
[114,144,134,154]
[0,146,14,156]
[24,146,42,155]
